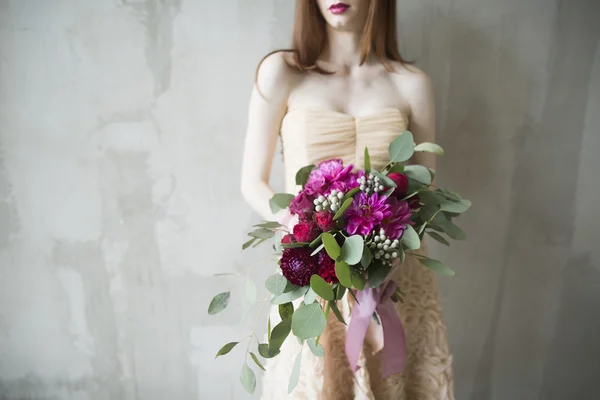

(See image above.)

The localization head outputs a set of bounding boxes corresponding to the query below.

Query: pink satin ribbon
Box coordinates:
[345,280,406,378]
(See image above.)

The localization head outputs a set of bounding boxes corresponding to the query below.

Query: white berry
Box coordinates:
[316,205,322,212]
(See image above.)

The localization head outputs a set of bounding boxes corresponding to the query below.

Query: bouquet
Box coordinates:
[208,131,471,395]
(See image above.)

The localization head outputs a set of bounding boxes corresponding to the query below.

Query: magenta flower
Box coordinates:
[345,192,391,236]
[305,159,357,196]
[289,191,314,215]
[381,197,413,240]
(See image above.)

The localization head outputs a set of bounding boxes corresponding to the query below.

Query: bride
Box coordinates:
[240,1,454,398]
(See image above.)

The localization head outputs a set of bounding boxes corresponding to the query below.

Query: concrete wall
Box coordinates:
[0,0,599,399]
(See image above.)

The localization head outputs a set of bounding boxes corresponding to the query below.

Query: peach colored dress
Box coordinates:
[261,109,454,399]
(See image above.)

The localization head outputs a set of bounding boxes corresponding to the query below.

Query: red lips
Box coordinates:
[329,2,350,14]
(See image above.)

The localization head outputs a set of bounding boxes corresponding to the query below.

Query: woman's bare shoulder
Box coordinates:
[388,61,433,94]
[255,51,299,98]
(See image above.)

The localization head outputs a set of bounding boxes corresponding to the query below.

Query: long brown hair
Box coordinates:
[256,0,408,82]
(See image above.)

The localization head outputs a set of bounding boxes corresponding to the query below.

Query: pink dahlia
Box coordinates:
[345,192,391,236]
[280,247,319,286]
[305,159,357,196]
[381,197,413,240]
[317,251,338,283]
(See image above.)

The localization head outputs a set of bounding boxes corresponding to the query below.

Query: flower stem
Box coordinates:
[315,302,331,347]
[245,293,270,361]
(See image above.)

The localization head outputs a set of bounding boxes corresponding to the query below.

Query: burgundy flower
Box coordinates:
[280,247,319,286]
[345,192,391,236]
[317,251,338,283]
[289,191,314,215]
[409,195,421,210]
[281,233,295,244]
[381,197,413,240]
[293,221,320,243]
[314,211,336,231]
[388,172,409,197]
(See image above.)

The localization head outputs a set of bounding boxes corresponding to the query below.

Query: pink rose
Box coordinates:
[293,221,320,243]
[314,211,336,231]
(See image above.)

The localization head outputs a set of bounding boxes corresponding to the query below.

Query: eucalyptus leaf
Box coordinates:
[361,246,372,268]
[240,364,256,395]
[414,142,444,155]
[250,352,266,371]
[288,348,303,394]
[372,171,397,188]
[248,228,275,239]
[402,225,421,250]
[417,191,440,206]
[333,197,354,220]
[418,257,455,276]
[270,193,295,214]
[351,270,366,291]
[215,341,239,358]
[310,274,335,301]
[295,165,316,187]
[258,343,280,359]
[307,338,325,357]
[335,260,353,288]
[252,238,268,248]
[340,235,364,265]
[404,165,432,185]
[368,261,392,289]
[304,287,317,304]
[242,238,257,250]
[364,147,371,173]
[322,233,341,260]
[269,318,292,352]
[439,198,472,213]
[329,300,346,325]
[309,233,324,248]
[208,292,230,315]
[279,302,294,320]
[343,187,361,201]
[389,131,415,162]
[291,303,326,340]
[439,220,467,240]
[271,285,308,305]
[265,274,288,296]
[388,164,405,174]
[253,221,283,229]
[427,231,450,246]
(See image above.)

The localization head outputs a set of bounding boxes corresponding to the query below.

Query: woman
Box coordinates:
[240,1,454,399]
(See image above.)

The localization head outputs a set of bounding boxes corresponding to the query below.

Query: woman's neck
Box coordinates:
[320,27,365,69]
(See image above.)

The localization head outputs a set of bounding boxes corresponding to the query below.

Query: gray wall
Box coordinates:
[1,0,599,399]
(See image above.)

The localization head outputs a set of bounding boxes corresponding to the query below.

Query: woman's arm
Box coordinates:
[240,52,293,221]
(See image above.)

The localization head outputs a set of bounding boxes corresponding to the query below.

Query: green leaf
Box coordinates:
[270,193,295,214]
[240,364,256,395]
[252,238,268,248]
[248,228,275,239]
[250,352,266,371]
[364,147,371,173]
[417,191,440,206]
[310,242,325,256]
[258,343,280,358]
[335,260,353,288]
[361,246,372,268]
[265,274,288,296]
[284,280,299,293]
[309,233,324,248]
[351,270,366,291]
[335,284,346,300]
[439,219,467,240]
[245,279,256,303]
[322,233,341,260]
[333,197,354,220]
[368,261,392,289]
[295,165,316,187]
[253,221,283,229]
[291,302,327,340]
[343,187,361,201]
[347,287,360,304]
[427,231,450,246]
[269,318,292,352]
[271,285,308,304]
[242,238,257,250]
[414,142,444,155]
[404,165,432,185]
[288,348,303,394]
[307,338,325,357]
[215,341,239,358]
[402,225,421,250]
[418,257,455,276]
[438,197,472,213]
[208,292,230,315]
[279,302,294,320]
[372,171,397,188]
[389,131,415,162]
[340,235,364,265]
[329,300,346,325]
[304,287,317,304]
[388,164,405,174]
[310,274,335,301]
